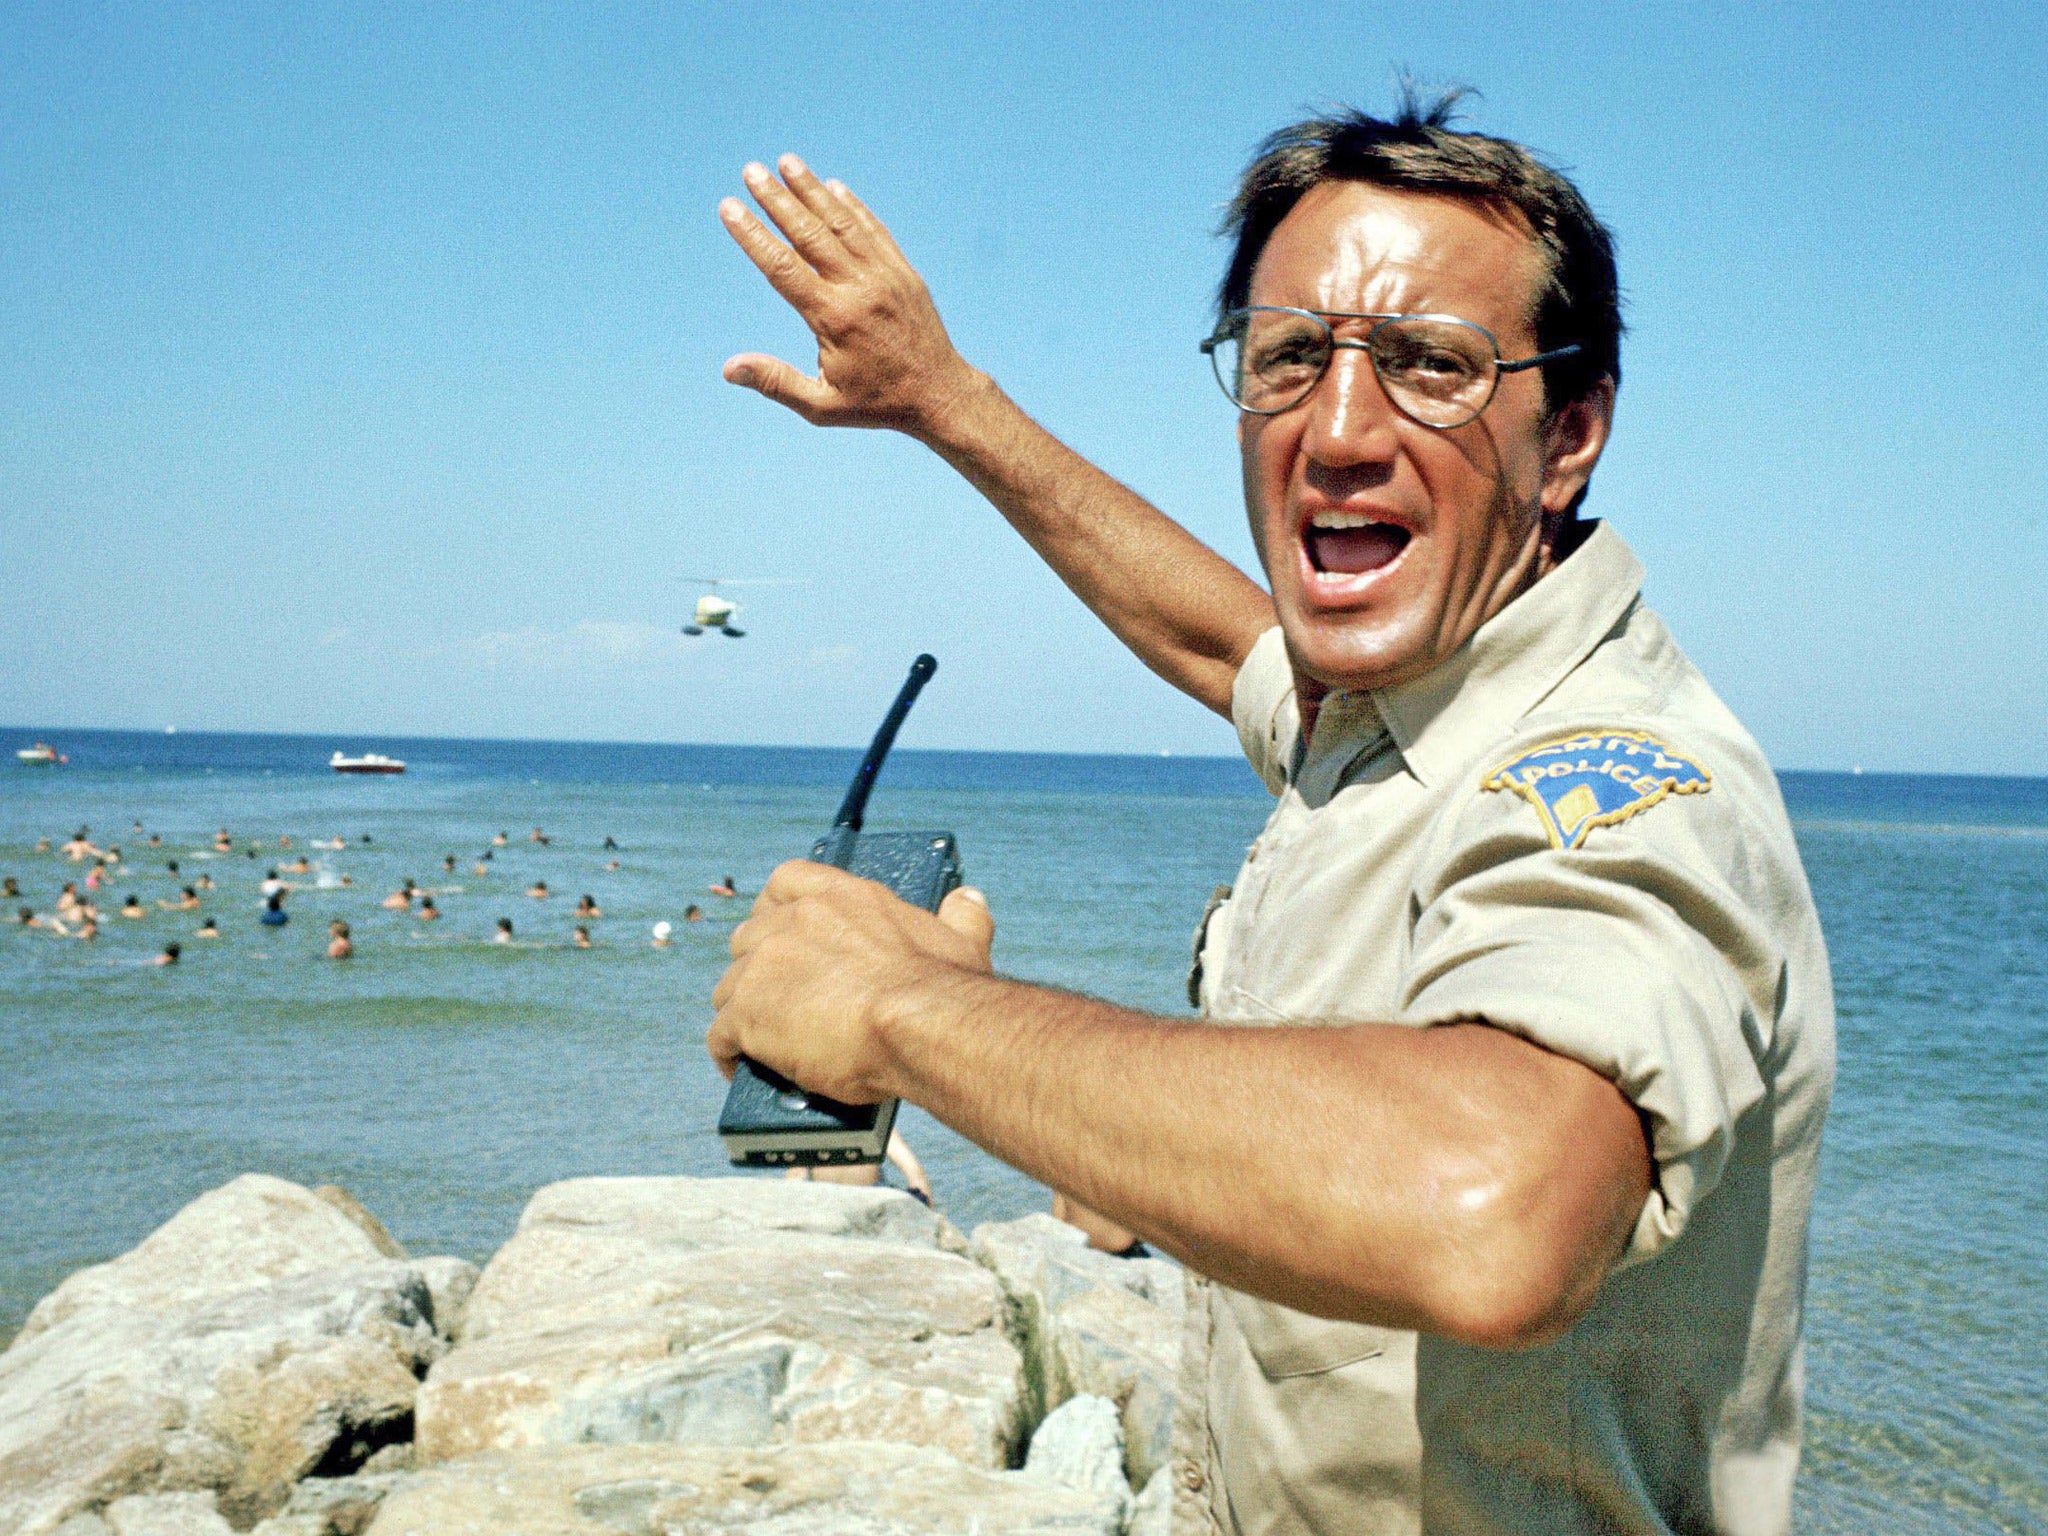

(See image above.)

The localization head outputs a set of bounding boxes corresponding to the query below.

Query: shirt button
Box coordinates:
[1179,1461,1206,1492]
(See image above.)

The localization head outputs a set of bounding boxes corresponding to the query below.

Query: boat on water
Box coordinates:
[16,743,66,766]
[330,751,405,775]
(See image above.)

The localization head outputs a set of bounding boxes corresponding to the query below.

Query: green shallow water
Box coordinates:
[1,730,2042,1532]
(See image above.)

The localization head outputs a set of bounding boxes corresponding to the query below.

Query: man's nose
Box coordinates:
[1301,344,1400,467]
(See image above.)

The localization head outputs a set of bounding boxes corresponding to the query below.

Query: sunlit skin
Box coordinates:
[1242,182,1612,701]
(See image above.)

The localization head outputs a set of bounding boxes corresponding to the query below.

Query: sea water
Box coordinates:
[1,729,2042,1533]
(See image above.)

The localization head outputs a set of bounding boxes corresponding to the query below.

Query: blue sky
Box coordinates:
[2,2,2043,772]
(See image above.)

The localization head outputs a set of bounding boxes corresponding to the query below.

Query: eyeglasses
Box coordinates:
[1201,307,1582,428]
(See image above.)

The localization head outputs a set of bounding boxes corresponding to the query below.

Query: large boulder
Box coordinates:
[364,1441,1125,1535]
[414,1178,1026,1471]
[970,1215,1184,1488]
[0,1178,475,1536]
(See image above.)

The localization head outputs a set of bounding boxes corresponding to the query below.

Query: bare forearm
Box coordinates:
[880,968,1647,1346]
[914,369,1274,717]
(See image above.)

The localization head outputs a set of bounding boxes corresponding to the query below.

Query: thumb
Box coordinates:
[723,353,840,423]
[937,886,995,968]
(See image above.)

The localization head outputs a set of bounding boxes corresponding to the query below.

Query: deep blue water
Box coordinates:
[2,728,2041,1533]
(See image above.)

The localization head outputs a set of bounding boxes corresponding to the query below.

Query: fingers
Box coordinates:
[705,1015,741,1081]
[824,178,910,266]
[742,159,851,276]
[722,353,839,422]
[777,155,870,258]
[718,197,825,311]
[937,886,995,966]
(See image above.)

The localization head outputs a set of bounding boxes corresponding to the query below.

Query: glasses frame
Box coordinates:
[1200,306,1584,427]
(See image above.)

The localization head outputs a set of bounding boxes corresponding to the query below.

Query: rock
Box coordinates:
[1128,1466,1173,1536]
[407,1259,476,1344]
[310,1189,407,1262]
[970,1215,1184,1488]
[53,1516,113,1536]
[1023,1394,1130,1517]
[415,1179,1023,1471]
[0,1178,448,1536]
[20,1176,397,1341]
[101,1492,235,1535]
[271,1471,413,1535]
[364,1441,1126,1535]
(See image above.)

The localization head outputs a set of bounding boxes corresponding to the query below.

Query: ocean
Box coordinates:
[2,728,2042,1532]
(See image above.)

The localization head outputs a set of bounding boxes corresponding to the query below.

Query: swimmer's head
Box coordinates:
[652,921,673,940]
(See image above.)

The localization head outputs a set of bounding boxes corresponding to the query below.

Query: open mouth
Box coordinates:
[1304,512,1412,576]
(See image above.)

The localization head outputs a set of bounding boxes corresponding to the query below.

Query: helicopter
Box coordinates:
[680,577,802,638]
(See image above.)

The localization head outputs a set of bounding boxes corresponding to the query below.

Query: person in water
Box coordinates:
[529,827,550,845]
[120,894,146,920]
[151,942,181,967]
[651,921,673,949]
[261,891,289,927]
[684,904,705,923]
[416,896,440,922]
[526,880,550,900]
[74,915,98,942]
[573,894,602,919]
[328,920,353,959]
[603,836,619,850]
[494,917,515,944]
[2,877,18,899]
[442,854,457,873]
[194,916,220,939]
[381,881,415,911]
[159,886,201,912]
[195,872,214,892]
[709,875,738,898]
[573,925,593,949]
[492,832,508,847]
[472,860,491,878]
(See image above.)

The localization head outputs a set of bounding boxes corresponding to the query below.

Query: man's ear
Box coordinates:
[1539,380,1615,518]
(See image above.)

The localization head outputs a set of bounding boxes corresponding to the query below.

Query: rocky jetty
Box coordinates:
[0,1175,1184,1534]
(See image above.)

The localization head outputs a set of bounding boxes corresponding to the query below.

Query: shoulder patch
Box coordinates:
[1481,730,1710,849]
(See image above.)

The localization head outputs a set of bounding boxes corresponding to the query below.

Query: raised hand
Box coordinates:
[720,155,981,438]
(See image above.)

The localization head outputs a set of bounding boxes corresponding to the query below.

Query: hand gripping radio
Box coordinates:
[716,654,961,1166]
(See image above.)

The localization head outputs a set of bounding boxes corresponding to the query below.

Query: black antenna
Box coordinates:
[832,654,937,833]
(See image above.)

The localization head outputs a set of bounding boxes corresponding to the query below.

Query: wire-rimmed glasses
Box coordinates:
[1201,307,1582,428]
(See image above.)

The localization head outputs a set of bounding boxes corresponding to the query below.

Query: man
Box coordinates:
[708,93,1833,1536]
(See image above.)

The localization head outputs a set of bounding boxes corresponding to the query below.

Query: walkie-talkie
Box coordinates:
[717,654,961,1167]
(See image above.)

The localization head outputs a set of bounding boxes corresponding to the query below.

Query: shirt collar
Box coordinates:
[1326,521,1644,789]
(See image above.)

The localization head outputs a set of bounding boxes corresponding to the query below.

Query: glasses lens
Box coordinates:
[1368,318,1496,427]
[1221,310,1332,412]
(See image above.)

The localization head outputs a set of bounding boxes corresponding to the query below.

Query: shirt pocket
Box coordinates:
[1226,1290,1397,1379]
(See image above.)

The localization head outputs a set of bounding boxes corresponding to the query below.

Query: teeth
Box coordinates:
[1309,511,1384,530]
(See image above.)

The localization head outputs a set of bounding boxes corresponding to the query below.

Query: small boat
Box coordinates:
[16,743,66,766]
[330,751,405,775]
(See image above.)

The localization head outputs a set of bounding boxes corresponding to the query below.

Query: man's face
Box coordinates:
[1239,181,1608,695]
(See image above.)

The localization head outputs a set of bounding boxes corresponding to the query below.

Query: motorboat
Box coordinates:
[16,742,65,766]
[330,751,405,775]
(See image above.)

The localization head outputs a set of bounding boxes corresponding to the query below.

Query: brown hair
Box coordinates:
[1218,85,1622,411]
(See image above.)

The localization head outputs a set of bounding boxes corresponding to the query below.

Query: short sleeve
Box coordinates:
[1232,626,1298,796]
[1397,743,1782,1267]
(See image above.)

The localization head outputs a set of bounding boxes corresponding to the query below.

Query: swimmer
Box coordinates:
[194,916,220,939]
[529,827,549,845]
[313,836,346,850]
[165,860,179,876]
[360,833,373,844]
[709,875,738,898]
[260,891,289,927]
[260,869,287,898]
[573,925,592,949]
[57,882,81,916]
[603,836,618,850]
[195,873,214,892]
[605,859,621,872]
[472,861,490,878]
[442,854,457,873]
[35,838,50,853]
[278,836,291,849]
[416,896,440,922]
[86,861,106,892]
[120,894,147,920]
[17,907,41,929]
[573,894,602,919]
[526,881,550,900]
[381,880,416,911]
[492,832,508,847]
[213,829,233,852]
[74,916,98,942]
[651,920,673,949]
[786,1128,934,1207]
[151,943,181,967]
[327,920,353,959]
[132,820,144,835]
[245,849,258,860]
[494,917,514,944]
[105,846,122,864]
[1,877,17,899]
[158,886,201,912]
[147,833,162,848]
[684,904,704,923]
[282,856,312,875]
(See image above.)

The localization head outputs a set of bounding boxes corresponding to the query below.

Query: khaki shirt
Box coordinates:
[1170,523,1835,1536]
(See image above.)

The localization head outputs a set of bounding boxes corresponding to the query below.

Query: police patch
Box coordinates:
[1482,730,1710,849]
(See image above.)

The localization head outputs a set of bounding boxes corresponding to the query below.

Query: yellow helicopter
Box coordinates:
[681,577,801,638]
